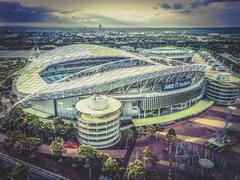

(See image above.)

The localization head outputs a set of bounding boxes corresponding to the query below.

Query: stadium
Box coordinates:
[140,46,193,63]
[12,44,206,121]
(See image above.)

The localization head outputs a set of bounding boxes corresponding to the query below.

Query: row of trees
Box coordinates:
[4,130,41,158]
[49,140,122,179]
[137,124,165,141]
[0,111,75,143]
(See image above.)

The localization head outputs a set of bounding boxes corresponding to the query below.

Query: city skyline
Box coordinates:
[0,0,240,28]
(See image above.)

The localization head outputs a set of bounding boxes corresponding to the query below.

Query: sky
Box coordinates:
[0,0,240,28]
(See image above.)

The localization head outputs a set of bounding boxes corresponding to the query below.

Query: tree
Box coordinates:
[25,116,42,137]
[145,125,156,141]
[76,144,97,179]
[62,122,75,140]
[53,117,64,127]
[52,117,64,136]
[11,163,29,180]
[4,130,41,156]
[127,160,147,180]
[0,118,14,131]
[4,130,26,154]
[122,128,134,149]
[13,117,25,131]
[166,128,177,144]
[41,121,54,142]
[136,127,145,138]
[25,137,41,158]
[103,157,119,179]
[50,138,66,162]
[166,128,177,155]
[90,152,110,173]
[139,147,158,169]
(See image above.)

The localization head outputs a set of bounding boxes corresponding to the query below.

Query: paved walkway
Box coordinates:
[159,132,207,145]
[210,106,240,116]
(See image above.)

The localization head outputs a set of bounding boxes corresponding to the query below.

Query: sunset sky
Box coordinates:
[0,0,239,27]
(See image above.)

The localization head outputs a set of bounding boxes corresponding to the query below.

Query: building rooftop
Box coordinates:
[76,95,121,117]
[207,71,240,84]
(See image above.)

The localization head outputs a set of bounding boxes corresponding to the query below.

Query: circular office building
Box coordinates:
[76,95,121,148]
[206,72,240,105]
[140,46,193,63]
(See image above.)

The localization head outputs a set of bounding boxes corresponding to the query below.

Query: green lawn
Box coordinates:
[133,100,213,127]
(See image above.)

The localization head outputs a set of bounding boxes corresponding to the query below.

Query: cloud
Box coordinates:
[191,0,240,9]
[0,1,131,26]
[159,2,186,14]
[160,2,184,10]
[160,3,171,9]
[172,3,184,10]
[0,1,62,23]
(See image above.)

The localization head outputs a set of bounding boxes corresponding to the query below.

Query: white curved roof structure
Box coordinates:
[14,44,146,95]
[13,44,206,102]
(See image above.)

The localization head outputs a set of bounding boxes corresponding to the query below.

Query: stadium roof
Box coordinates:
[14,44,145,95]
[13,44,206,101]
[145,46,191,54]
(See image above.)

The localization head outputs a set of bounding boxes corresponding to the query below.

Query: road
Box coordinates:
[0,151,70,180]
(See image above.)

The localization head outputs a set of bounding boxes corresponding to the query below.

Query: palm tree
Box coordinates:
[50,138,66,163]
[76,144,97,179]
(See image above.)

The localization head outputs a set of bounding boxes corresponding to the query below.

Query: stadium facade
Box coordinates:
[140,46,193,63]
[13,44,206,121]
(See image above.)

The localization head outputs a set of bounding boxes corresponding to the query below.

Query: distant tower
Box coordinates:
[99,24,102,29]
